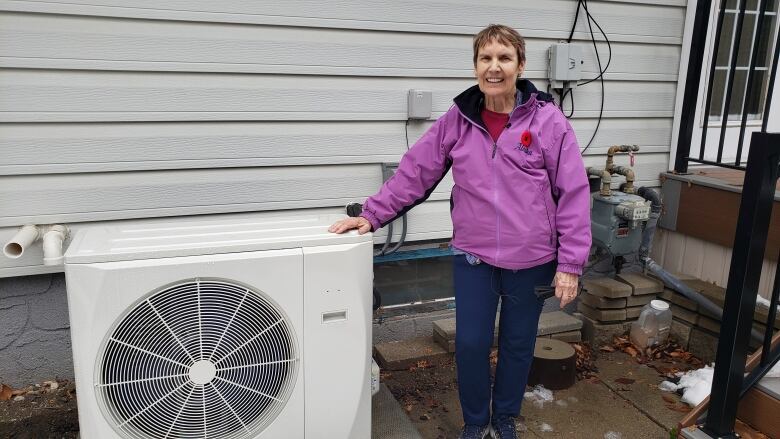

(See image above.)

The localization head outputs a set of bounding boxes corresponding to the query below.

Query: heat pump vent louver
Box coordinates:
[95,279,299,439]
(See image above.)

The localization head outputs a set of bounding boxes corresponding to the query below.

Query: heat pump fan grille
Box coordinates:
[95,279,299,439]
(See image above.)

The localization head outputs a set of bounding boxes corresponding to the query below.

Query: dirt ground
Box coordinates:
[382,349,700,439]
[0,379,79,439]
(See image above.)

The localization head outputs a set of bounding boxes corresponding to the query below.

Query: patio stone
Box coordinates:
[660,288,698,311]
[578,314,631,347]
[625,305,643,320]
[670,304,699,325]
[549,330,582,343]
[374,336,449,371]
[579,292,627,309]
[671,318,693,348]
[616,272,664,295]
[577,302,627,323]
[582,277,632,298]
[626,293,656,307]
[431,311,582,351]
[688,327,719,364]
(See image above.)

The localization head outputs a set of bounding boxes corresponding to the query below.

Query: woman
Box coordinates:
[329,24,591,439]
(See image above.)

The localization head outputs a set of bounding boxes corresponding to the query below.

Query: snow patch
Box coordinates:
[674,365,715,407]
[755,295,780,312]
[766,361,780,378]
[524,384,554,408]
[604,432,623,439]
[539,423,554,432]
[658,380,678,392]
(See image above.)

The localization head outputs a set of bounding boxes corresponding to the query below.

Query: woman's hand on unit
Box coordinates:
[328,217,372,235]
[554,271,579,308]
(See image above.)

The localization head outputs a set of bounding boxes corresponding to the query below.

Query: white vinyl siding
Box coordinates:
[0,0,686,275]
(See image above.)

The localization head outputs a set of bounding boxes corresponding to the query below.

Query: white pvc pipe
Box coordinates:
[42,225,69,266]
[3,225,41,259]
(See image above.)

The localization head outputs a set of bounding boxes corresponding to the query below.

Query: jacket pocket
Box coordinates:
[536,182,556,246]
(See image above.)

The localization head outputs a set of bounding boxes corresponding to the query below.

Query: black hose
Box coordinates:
[383,215,408,255]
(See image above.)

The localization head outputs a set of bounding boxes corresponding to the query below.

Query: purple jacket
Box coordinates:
[360,80,591,275]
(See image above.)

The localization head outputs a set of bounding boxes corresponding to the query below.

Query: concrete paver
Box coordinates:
[582,277,632,299]
[595,352,689,431]
[616,273,664,295]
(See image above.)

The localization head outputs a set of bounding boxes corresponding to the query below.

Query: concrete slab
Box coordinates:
[595,351,689,431]
[616,273,664,295]
[579,292,627,309]
[374,336,450,371]
[626,293,656,307]
[549,330,582,343]
[577,302,627,323]
[538,311,583,336]
[372,384,423,439]
[579,314,631,347]
[582,277,632,299]
[432,311,582,351]
[520,376,668,438]
[432,329,455,353]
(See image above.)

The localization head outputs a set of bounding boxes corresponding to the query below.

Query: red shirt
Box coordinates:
[481,107,510,143]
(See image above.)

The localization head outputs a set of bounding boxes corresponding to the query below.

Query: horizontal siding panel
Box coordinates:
[1,118,672,174]
[0,70,677,122]
[0,164,455,226]
[0,153,665,228]
[0,12,680,80]
[0,0,685,44]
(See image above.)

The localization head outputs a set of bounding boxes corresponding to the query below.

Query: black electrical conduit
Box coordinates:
[636,187,764,344]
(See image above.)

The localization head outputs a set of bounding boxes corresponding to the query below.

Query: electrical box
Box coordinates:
[407,89,432,119]
[548,43,583,89]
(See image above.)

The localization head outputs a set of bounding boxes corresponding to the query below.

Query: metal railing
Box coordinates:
[675,0,780,172]
[703,132,780,437]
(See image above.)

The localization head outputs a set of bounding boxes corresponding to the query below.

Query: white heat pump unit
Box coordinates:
[63,215,373,439]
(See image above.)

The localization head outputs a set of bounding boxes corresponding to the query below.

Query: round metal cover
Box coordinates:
[95,279,300,439]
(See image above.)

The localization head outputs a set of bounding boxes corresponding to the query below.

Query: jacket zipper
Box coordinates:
[455,107,503,264]
[538,184,555,245]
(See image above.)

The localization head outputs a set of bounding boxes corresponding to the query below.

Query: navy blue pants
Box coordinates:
[453,255,556,425]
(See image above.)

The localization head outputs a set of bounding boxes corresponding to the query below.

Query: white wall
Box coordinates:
[0,0,688,276]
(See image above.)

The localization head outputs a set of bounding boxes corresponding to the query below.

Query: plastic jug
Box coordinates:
[630,299,672,348]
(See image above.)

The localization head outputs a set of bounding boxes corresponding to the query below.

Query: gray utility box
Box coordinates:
[591,191,650,256]
[548,43,583,89]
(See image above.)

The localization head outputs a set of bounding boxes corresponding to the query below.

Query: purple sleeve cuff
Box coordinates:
[359,211,381,232]
[556,263,583,276]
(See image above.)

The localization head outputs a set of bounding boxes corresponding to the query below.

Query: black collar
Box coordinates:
[453,78,553,129]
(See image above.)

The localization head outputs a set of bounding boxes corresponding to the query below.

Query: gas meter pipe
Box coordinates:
[586,167,612,197]
[611,166,636,194]
[644,259,764,343]
[605,144,640,172]
[637,187,661,260]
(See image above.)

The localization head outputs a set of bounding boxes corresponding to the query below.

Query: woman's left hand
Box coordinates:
[554,271,579,308]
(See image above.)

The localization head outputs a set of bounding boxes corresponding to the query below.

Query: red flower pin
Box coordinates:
[520,130,532,147]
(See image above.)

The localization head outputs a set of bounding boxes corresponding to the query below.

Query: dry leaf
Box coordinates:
[0,384,12,401]
[615,377,636,385]
[599,345,615,352]
[661,394,676,404]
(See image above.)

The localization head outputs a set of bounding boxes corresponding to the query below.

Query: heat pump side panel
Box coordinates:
[65,249,305,439]
[303,241,373,439]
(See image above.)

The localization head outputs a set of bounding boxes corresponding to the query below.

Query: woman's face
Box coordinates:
[474,39,524,100]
